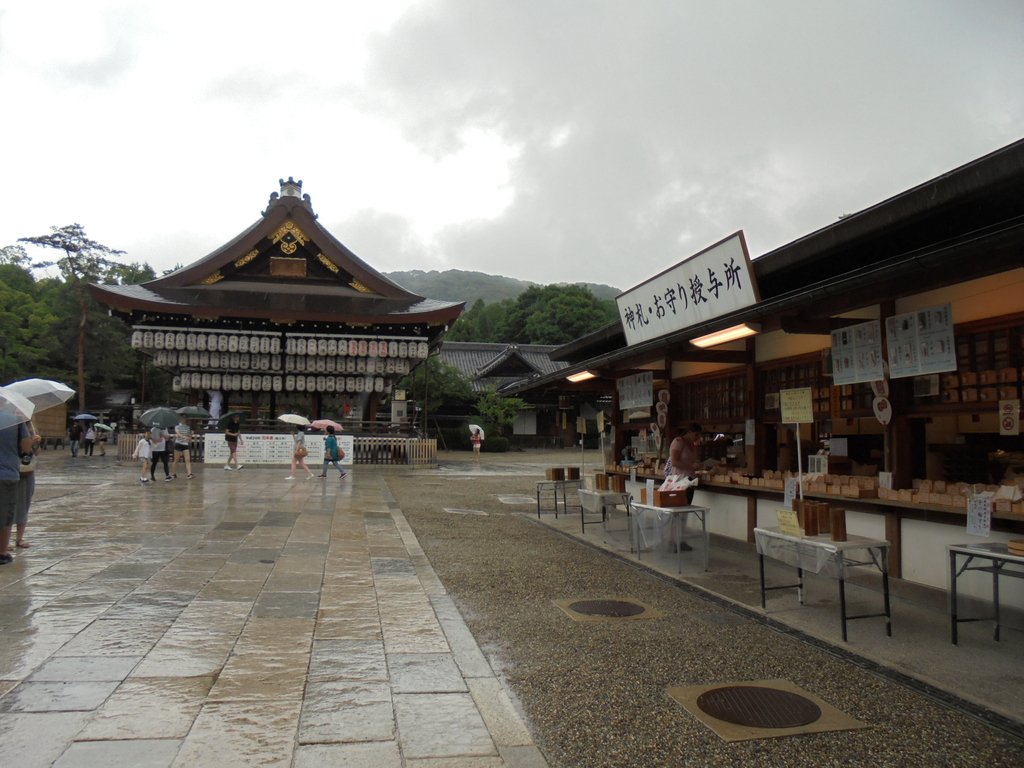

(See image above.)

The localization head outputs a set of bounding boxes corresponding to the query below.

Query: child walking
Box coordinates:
[318,426,347,479]
[133,430,152,484]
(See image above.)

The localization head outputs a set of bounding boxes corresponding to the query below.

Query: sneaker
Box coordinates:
[317,474,327,478]
[0,553,12,565]
[187,474,194,479]
[172,474,178,479]
[236,465,243,471]
[140,477,149,483]
[164,476,172,482]
[339,471,348,479]
[286,476,295,480]
[224,465,233,471]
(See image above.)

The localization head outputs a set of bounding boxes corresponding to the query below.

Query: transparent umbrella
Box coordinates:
[277,413,311,426]
[0,386,36,430]
[5,378,75,413]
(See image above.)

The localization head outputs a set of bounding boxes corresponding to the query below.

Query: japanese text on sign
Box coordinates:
[617,372,653,411]
[885,303,956,379]
[616,232,759,347]
[779,387,814,424]
[831,320,884,385]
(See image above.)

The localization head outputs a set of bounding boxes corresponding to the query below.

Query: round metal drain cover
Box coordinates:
[697,686,821,728]
[568,599,645,617]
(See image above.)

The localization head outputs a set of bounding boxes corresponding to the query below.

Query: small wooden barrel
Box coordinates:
[595,472,609,490]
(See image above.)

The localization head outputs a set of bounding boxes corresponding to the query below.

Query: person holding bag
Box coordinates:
[318,425,347,480]
[287,426,315,480]
[14,420,41,550]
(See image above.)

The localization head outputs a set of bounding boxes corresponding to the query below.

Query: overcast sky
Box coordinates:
[2,1,1022,291]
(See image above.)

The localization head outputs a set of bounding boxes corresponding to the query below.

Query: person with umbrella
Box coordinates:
[1,412,34,565]
[83,423,96,456]
[150,424,171,482]
[317,425,347,480]
[287,425,315,480]
[171,415,195,479]
[470,425,484,465]
[68,419,83,457]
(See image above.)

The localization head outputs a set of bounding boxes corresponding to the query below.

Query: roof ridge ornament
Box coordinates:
[263,177,314,216]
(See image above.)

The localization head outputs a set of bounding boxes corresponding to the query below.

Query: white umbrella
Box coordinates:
[468,424,485,440]
[277,413,311,426]
[0,386,36,430]
[5,378,75,412]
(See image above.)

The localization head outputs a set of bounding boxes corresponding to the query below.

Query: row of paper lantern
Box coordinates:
[132,329,430,360]
[172,373,387,393]
[132,330,281,354]
[151,349,413,375]
[285,337,429,359]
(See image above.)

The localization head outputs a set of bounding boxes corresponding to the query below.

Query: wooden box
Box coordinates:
[979,370,999,385]
[961,388,978,402]
[594,472,608,491]
[942,390,960,403]
[843,485,877,498]
[960,371,978,386]
[942,374,960,389]
[654,489,691,507]
[898,489,914,503]
[999,367,1019,383]
[545,467,565,481]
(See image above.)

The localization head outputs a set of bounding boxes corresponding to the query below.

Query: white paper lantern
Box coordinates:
[201,373,211,389]
[387,341,397,357]
[239,335,250,353]
[216,335,228,352]
[155,350,167,366]
[271,356,281,371]
[356,339,367,357]
[348,340,359,356]
[385,359,396,374]
[261,375,271,392]
[374,377,384,392]
[196,333,207,351]
[172,332,184,350]
[240,374,251,391]
[326,376,336,392]
[272,375,282,392]
[398,341,408,358]
[186,333,197,351]
[355,376,365,393]
[368,340,378,357]
[305,355,315,371]
[211,373,222,389]
[327,339,337,356]
[337,340,348,357]
[172,375,181,391]
[378,340,388,357]
[356,358,366,374]
[345,377,356,392]
[325,357,336,373]
[296,374,306,392]
[286,375,295,391]
[316,375,326,391]
[296,338,307,355]
[186,351,196,367]
[418,342,429,358]
[285,337,295,355]
[131,330,143,349]
[191,373,202,388]
[335,376,344,391]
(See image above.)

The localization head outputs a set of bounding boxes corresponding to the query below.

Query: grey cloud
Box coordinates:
[359,0,1024,284]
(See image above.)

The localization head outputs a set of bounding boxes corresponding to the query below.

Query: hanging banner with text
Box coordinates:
[616,231,760,347]
[617,371,653,410]
[831,320,884,385]
[885,303,956,379]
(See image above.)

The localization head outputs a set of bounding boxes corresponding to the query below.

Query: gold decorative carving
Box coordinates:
[271,220,309,256]
[316,253,340,274]
[234,248,259,268]
[349,278,373,293]
[200,271,224,285]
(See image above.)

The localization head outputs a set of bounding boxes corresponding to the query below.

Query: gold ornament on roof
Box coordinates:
[199,271,224,285]
[234,248,259,268]
[316,253,340,273]
[271,221,309,255]
[349,279,372,293]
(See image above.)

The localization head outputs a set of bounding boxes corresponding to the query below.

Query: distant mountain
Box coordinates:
[384,269,621,307]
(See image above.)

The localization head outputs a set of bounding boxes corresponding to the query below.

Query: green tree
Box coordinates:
[475,389,528,437]
[397,356,475,426]
[447,298,515,342]
[0,262,60,382]
[19,224,126,411]
[502,284,617,345]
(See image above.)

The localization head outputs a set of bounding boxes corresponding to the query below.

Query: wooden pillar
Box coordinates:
[885,511,902,578]
[746,493,757,543]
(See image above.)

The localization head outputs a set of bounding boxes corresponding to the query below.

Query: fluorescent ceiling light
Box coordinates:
[566,370,598,383]
[690,322,761,349]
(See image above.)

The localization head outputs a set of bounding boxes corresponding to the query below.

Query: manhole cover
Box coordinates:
[697,686,821,728]
[567,599,646,617]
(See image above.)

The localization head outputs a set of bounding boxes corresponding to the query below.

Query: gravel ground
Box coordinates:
[384,451,1024,768]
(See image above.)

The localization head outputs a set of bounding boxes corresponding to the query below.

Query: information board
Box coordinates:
[885,303,956,379]
[779,387,814,424]
[831,320,884,385]
[617,372,653,410]
[203,433,354,465]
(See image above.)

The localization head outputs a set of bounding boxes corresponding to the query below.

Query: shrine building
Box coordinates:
[90,178,464,427]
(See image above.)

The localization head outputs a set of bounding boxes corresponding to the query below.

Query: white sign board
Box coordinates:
[885,303,956,379]
[967,495,992,538]
[831,320,884,385]
[999,400,1020,436]
[780,387,814,424]
[617,372,653,411]
[616,232,759,347]
[203,433,353,465]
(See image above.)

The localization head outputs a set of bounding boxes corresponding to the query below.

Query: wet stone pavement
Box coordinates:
[0,454,544,767]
